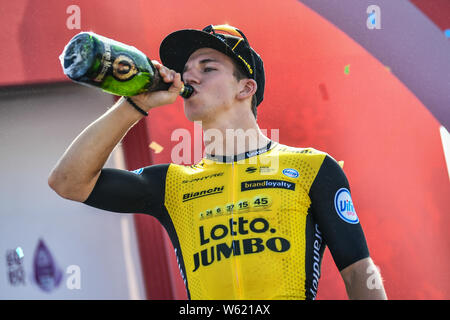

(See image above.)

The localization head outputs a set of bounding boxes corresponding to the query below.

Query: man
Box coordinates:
[48,24,387,300]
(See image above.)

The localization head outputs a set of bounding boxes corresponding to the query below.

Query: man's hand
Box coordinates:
[131,60,184,111]
[340,257,388,300]
[48,60,183,202]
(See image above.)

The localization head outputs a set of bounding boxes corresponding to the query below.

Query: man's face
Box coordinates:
[182,48,240,122]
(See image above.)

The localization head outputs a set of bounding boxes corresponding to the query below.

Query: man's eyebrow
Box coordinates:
[183,58,219,73]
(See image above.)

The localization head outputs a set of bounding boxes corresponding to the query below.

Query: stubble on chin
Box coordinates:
[184,102,214,123]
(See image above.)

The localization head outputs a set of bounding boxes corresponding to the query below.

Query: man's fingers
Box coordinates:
[169,73,183,92]
[151,60,162,68]
[151,60,177,83]
[132,61,183,108]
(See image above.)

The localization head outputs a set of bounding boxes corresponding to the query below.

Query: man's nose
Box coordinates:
[182,68,200,85]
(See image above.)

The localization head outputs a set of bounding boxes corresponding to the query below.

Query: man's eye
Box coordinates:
[203,67,216,72]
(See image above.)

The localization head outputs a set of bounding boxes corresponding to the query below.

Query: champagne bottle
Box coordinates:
[59,32,193,98]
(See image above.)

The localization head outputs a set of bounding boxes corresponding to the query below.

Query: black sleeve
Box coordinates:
[309,155,370,271]
[83,163,170,217]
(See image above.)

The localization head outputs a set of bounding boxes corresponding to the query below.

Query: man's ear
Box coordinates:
[237,79,257,101]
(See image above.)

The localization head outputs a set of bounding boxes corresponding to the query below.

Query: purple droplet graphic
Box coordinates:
[33,239,63,292]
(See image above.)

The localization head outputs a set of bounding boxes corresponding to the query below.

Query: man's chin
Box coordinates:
[186,114,202,122]
[184,103,206,122]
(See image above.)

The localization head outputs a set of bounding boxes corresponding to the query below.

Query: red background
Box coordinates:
[2,0,448,299]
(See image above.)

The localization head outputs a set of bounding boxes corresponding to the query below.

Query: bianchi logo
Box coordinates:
[241,180,295,192]
[183,186,224,202]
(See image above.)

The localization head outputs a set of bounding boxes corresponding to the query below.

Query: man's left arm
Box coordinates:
[340,257,387,300]
[309,154,387,300]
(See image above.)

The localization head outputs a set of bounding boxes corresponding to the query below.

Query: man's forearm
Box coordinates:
[48,97,145,201]
[341,257,388,300]
[48,63,183,201]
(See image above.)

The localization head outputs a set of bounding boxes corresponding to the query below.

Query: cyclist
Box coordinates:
[49,24,387,300]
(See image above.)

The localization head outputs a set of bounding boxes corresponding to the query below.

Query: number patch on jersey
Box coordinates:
[198,195,272,219]
[334,188,359,224]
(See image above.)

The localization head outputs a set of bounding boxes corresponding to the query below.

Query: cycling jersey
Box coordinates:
[84,141,369,300]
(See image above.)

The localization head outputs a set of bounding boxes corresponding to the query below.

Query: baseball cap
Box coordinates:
[159,24,265,106]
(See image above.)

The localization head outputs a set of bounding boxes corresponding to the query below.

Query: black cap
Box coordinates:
[159,24,265,106]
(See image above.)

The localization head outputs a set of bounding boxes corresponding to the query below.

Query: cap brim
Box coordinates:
[159,29,244,75]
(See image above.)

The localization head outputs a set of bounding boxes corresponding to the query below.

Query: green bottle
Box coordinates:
[59,32,193,98]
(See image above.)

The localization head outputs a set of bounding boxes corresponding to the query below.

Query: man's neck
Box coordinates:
[200,108,270,157]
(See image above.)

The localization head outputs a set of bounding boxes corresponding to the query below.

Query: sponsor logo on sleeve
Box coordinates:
[334,188,359,224]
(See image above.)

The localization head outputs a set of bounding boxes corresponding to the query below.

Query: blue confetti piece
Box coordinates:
[16,247,24,259]
[445,29,450,38]
[369,13,376,26]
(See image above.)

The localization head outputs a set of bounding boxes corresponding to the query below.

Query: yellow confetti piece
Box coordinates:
[149,141,163,154]
[338,161,344,168]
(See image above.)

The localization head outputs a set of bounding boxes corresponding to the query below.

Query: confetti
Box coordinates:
[15,247,24,259]
[149,141,164,154]
[338,161,344,168]
[344,64,350,75]
[369,13,376,25]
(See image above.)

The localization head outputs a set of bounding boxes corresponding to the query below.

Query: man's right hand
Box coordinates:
[130,60,184,111]
[48,61,182,202]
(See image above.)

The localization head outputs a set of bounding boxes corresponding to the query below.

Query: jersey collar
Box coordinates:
[205,140,276,163]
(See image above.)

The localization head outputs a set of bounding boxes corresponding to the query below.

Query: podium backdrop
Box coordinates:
[1,0,449,299]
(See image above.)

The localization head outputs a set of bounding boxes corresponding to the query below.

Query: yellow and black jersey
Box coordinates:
[84,141,369,300]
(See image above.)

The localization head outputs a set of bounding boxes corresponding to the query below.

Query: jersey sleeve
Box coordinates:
[309,155,370,271]
[83,163,170,218]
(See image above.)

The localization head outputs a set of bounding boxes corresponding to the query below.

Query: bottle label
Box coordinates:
[112,54,138,81]
[94,43,112,82]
